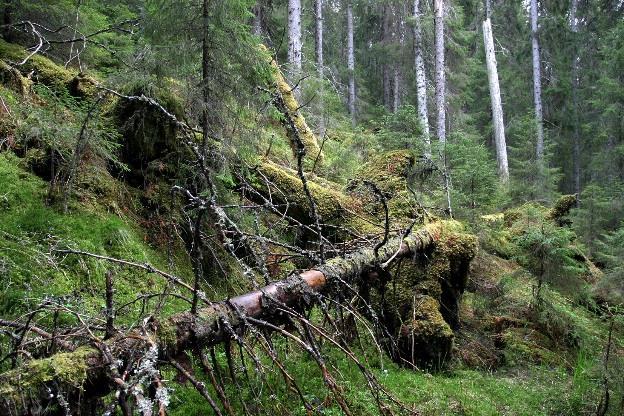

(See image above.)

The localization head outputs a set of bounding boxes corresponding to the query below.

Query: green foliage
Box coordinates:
[445,132,504,220]
[512,207,585,300]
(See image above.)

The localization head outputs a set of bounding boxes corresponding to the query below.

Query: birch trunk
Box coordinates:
[482,17,509,183]
[287,0,302,71]
[434,0,446,143]
[531,0,545,161]
[412,0,430,155]
[570,0,581,205]
[315,0,326,138]
[315,0,323,76]
[347,2,356,125]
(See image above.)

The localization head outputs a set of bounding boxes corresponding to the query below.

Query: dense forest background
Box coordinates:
[0,0,623,415]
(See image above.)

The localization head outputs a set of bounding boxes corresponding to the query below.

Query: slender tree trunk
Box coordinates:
[412,0,430,156]
[382,4,392,111]
[252,2,263,37]
[570,0,581,205]
[531,0,545,161]
[315,0,325,137]
[392,8,404,113]
[347,2,356,126]
[202,0,214,159]
[482,14,509,183]
[315,0,323,76]
[287,0,303,72]
[434,0,446,143]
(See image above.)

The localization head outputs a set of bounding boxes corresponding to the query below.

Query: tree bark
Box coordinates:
[412,0,431,156]
[202,0,211,150]
[288,0,303,72]
[315,0,323,76]
[392,6,404,113]
[570,0,581,205]
[482,16,509,183]
[382,4,392,111]
[531,0,545,161]
[434,0,446,143]
[252,2,263,37]
[347,2,356,125]
[0,223,448,414]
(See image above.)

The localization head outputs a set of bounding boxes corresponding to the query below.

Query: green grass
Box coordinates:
[0,152,191,320]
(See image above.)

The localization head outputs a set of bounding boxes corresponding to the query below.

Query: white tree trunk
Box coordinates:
[315,0,326,139]
[483,17,509,183]
[288,0,302,71]
[570,0,581,204]
[315,0,323,76]
[434,0,446,143]
[347,2,356,125]
[412,0,430,156]
[531,0,545,161]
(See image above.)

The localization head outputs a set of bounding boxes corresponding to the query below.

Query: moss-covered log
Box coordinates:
[264,46,323,166]
[0,222,462,414]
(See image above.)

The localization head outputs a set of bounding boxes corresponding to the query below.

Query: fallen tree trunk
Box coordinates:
[0,222,450,415]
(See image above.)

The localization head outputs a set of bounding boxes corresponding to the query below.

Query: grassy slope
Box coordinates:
[0,151,191,322]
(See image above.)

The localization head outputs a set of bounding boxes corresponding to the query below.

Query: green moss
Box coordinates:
[347,150,424,224]
[256,159,375,233]
[268,56,323,166]
[157,319,179,353]
[548,194,577,224]
[0,59,31,94]
[0,39,73,92]
[0,346,95,399]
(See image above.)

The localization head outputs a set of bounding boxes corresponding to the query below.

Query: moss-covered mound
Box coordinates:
[0,39,74,92]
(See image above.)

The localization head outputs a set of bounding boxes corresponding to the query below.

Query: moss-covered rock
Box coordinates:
[113,82,184,183]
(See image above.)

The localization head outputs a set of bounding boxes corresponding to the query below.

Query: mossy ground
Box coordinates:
[0,152,193,324]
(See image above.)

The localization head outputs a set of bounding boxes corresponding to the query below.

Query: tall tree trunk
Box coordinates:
[570,0,581,205]
[434,0,446,143]
[531,0,545,161]
[202,0,211,150]
[315,0,323,76]
[347,2,356,126]
[287,0,302,71]
[252,2,263,37]
[482,11,509,183]
[412,0,430,156]
[392,7,404,113]
[315,0,325,138]
[382,4,392,111]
